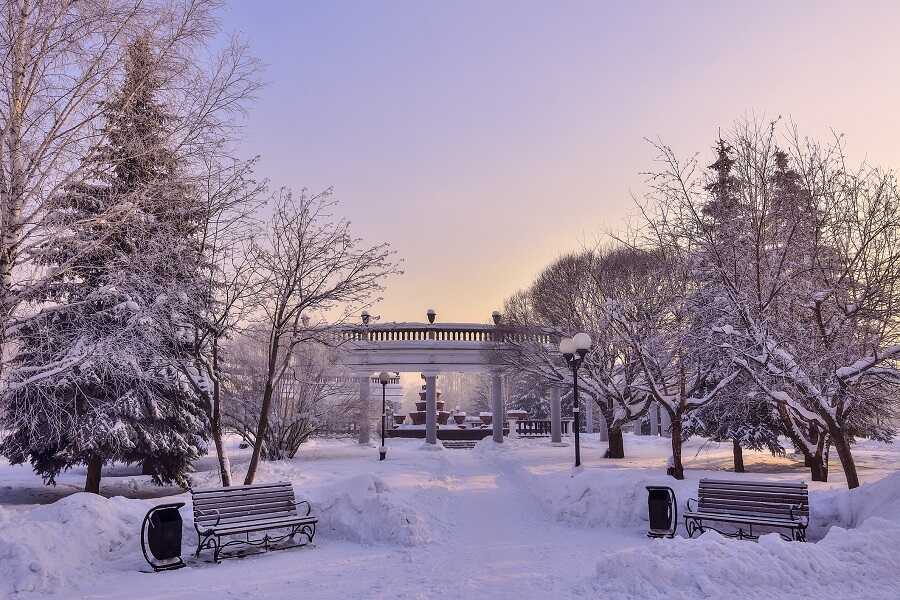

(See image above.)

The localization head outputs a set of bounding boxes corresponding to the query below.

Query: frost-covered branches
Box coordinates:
[241,189,402,484]
[639,118,900,487]
[223,337,353,461]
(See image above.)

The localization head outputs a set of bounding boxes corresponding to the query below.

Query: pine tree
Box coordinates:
[0,37,208,493]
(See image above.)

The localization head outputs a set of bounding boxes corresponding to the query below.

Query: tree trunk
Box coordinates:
[244,337,280,485]
[732,439,745,473]
[85,455,102,494]
[606,426,625,459]
[210,353,232,486]
[830,427,859,489]
[808,451,827,482]
[669,417,684,480]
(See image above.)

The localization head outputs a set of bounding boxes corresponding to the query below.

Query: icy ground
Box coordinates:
[1,434,899,599]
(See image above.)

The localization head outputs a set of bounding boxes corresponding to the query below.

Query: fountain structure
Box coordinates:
[389,384,507,441]
[409,384,450,425]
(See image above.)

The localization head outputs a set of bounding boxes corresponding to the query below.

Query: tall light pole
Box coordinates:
[560,332,591,467]
[379,371,391,461]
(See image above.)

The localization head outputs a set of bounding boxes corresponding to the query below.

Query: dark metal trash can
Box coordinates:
[141,502,186,571]
[646,486,677,538]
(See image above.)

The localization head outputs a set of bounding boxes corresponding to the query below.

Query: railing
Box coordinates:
[334,323,555,345]
[514,419,573,436]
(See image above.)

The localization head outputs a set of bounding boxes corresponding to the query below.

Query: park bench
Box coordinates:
[684,478,809,542]
[191,481,318,562]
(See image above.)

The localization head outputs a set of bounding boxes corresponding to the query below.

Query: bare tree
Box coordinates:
[164,157,266,486]
[242,189,401,484]
[224,338,353,460]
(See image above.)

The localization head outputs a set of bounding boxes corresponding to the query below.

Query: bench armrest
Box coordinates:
[789,505,809,526]
[686,497,697,512]
[292,500,312,517]
[195,507,222,533]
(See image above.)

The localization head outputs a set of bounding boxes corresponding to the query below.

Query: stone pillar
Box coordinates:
[585,399,594,434]
[424,373,438,445]
[660,408,672,438]
[650,403,660,436]
[357,374,371,445]
[597,407,609,442]
[491,371,504,443]
[550,385,562,444]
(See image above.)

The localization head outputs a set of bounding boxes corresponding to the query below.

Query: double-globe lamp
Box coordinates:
[559,332,592,467]
[378,371,391,461]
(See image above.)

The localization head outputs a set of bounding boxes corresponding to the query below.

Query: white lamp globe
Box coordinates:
[558,337,576,355]
[379,371,391,384]
[573,332,592,352]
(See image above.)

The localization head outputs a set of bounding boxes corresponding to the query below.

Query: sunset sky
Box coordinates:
[220,1,900,323]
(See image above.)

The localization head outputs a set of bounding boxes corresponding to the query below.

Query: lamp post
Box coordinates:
[560,332,591,467]
[378,371,391,461]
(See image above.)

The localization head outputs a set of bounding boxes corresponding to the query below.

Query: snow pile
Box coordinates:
[810,470,900,535]
[0,493,152,596]
[545,468,698,529]
[591,519,900,599]
[310,474,432,546]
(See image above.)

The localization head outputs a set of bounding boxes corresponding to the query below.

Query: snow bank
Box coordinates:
[809,470,900,536]
[592,519,900,599]
[310,474,432,546]
[0,493,156,596]
[542,468,698,530]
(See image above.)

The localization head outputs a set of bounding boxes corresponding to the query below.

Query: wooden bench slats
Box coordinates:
[196,507,298,525]
[193,491,296,509]
[212,516,318,537]
[199,510,304,529]
[195,507,298,526]
[686,478,809,542]
[699,491,808,505]
[684,511,804,528]
[191,482,318,562]
[700,486,807,496]
[195,498,296,515]
[696,505,804,519]
[192,481,294,494]
[193,487,295,504]
[700,500,808,512]
[699,478,807,489]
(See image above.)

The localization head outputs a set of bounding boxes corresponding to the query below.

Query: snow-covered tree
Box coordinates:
[500,249,651,458]
[224,336,353,461]
[0,0,258,381]
[242,189,401,484]
[0,37,211,492]
[641,119,900,488]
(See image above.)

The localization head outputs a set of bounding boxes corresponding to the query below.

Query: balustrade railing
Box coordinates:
[332,323,554,345]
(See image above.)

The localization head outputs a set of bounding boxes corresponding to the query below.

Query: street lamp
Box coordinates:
[560,332,591,467]
[378,371,391,461]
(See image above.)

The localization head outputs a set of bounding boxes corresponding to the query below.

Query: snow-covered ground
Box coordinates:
[1,433,899,599]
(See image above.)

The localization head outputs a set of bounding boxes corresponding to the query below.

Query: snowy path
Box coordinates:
[74,445,638,600]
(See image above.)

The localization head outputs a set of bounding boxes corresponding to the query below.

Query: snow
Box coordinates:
[591,519,900,600]
[0,434,898,599]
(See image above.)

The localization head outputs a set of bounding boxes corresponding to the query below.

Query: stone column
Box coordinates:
[357,374,371,445]
[491,371,504,443]
[650,403,660,436]
[424,373,438,445]
[585,398,594,435]
[660,407,672,438]
[597,407,609,442]
[550,385,562,444]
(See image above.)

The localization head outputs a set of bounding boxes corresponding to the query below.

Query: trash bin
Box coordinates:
[141,502,187,571]
[646,486,677,538]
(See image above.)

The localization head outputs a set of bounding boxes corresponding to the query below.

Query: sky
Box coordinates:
[218,0,900,324]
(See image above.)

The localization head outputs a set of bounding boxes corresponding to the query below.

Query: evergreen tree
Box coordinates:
[0,37,208,493]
